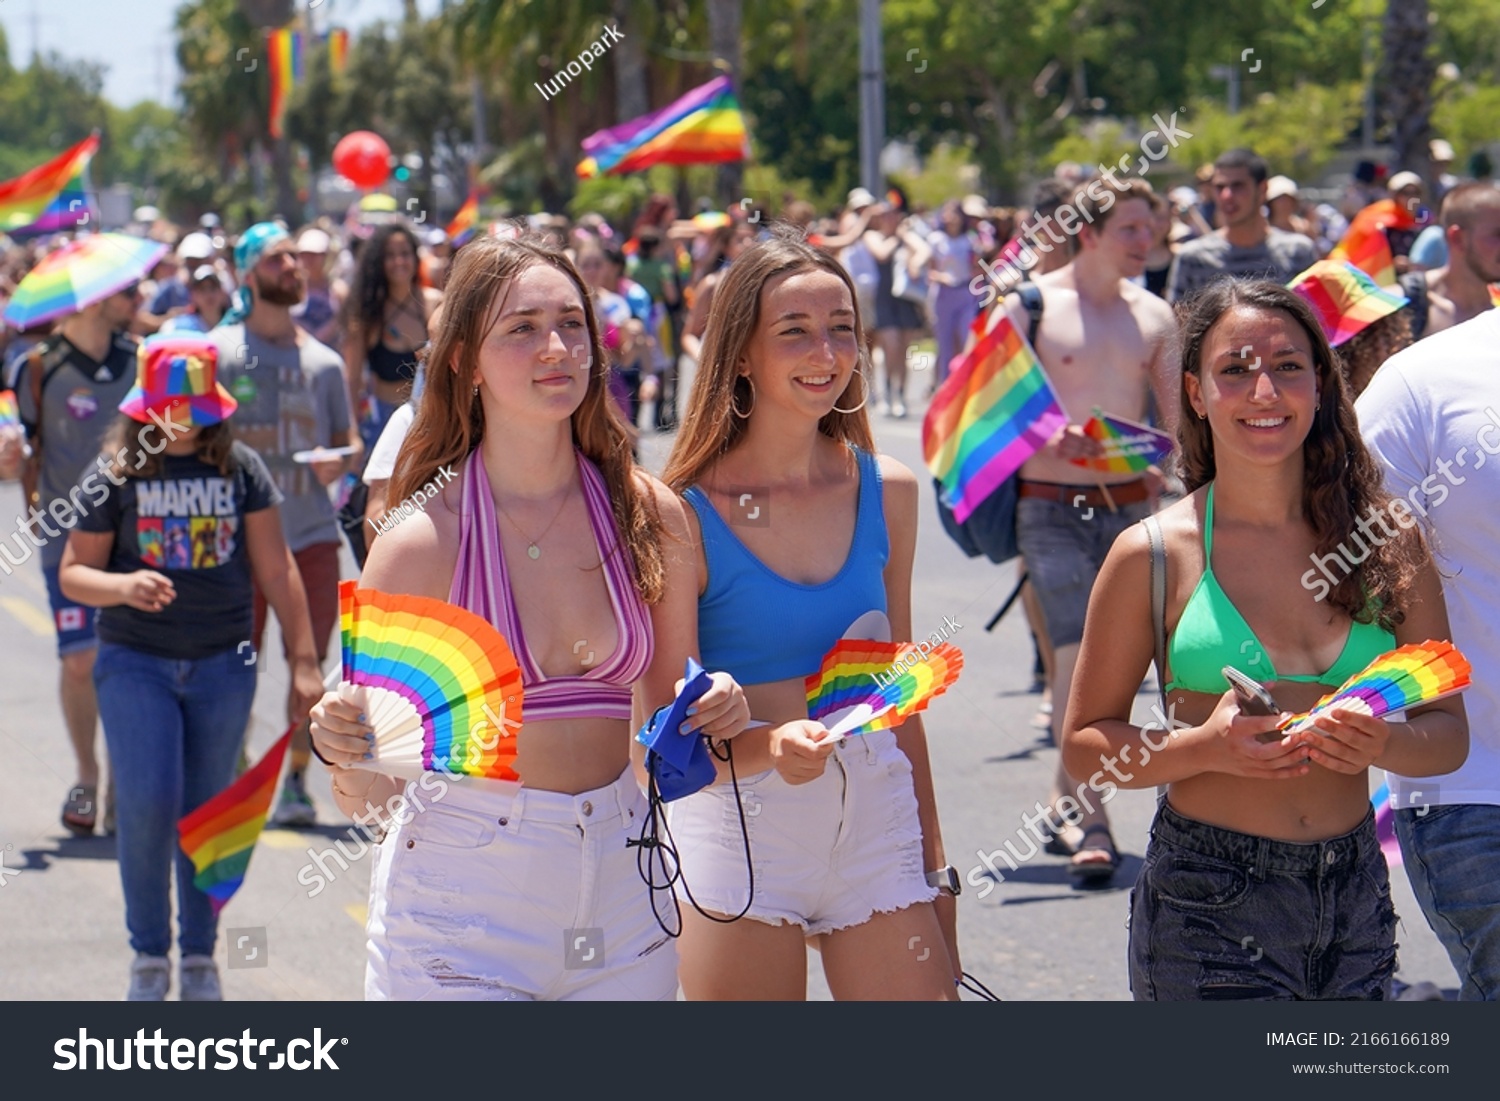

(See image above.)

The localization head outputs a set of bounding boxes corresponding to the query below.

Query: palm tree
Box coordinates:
[1381,0,1435,182]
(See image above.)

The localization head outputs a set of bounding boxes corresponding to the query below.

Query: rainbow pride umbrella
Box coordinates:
[339,581,524,780]
[1068,407,1174,474]
[2,233,167,329]
[1280,640,1471,736]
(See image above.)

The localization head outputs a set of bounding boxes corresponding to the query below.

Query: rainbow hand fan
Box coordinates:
[1279,640,1471,736]
[805,614,964,740]
[0,390,18,429]
[1067,407,1173,473]
[339,581,524,780]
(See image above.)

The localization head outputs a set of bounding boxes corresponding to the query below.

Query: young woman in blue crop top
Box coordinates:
[1063,280,1467,1000]
[661,230,959,1000]
[309,235,749,1000]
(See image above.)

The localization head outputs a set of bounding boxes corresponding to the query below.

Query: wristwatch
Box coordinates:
[925,865,961,896]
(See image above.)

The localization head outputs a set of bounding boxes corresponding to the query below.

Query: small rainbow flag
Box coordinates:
[0,390,18,429]
[1371,780,1401,867]
[0,134,100,237]
[178,727,292,915]
[1069,408,1173,473]
[577,75,749,179]
[1330,199,1419,287]
[445,188,480,247]
[923,313,1068,523]
[267,28,305,140]
[327,28,350,75]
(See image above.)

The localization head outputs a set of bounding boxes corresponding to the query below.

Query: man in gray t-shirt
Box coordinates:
[1167,148,1318,303]
[211,222,360,826]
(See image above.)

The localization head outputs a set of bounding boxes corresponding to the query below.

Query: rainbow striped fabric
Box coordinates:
[267,28,305,140]
[327,28,350,75]
[923,314,1068,523]
[445,188,480,247]
[577,75,748,178]
[1330,199,1420,287]
[1289,260,1409,346]
[0,134,100,237]
[178,728,292,915]
[1371,780,1401,867]
[0,390,18,428]
[1069,408,1174,473]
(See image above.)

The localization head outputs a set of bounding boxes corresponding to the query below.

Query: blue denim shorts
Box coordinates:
[1129,801,1397,1000]
[1015,493,1152,648]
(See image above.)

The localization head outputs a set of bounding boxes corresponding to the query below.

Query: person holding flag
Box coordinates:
[978,177,1179,880]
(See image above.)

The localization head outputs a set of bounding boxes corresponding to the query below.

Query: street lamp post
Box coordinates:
[859,0,885,193]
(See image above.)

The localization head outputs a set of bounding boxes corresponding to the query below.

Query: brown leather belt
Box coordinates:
[1018,478,1151,508]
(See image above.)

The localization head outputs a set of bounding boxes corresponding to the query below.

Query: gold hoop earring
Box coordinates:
[832,369,868,415]
[731,376,756,419]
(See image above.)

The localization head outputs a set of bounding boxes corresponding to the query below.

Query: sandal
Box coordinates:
[62,785,97,836]
[1068,823,1119,883]
[1040,817,1077,857]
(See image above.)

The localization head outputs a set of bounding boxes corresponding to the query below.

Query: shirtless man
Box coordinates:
[1401,182,1500,339]
[986,177,1179,880]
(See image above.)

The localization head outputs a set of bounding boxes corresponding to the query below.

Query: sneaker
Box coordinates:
[891,401,908,419]
[269,771,317,828]
[126,954,170,1001]
[179,955,223,1001]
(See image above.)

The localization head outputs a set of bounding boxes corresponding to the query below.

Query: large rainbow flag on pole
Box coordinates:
[178,727,293,914]
[326,28,350,76]
[576,75,749,179]
[0,134,101,237]
[1330,199,1420,287]
[923,314,1068,523]
[267,27,305,140]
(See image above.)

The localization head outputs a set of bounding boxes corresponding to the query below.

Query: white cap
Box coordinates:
[423,227,448,247]
[133,205,161,224]
[1430,139,1455,163]
[846,187,877,211]
[1388,171,1424,194]
[176,231,215,261]
[1266,175,1299,202]
[296,227,332,254]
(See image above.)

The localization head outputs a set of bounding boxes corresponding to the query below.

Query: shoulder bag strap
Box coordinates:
[1143,514,1169,804]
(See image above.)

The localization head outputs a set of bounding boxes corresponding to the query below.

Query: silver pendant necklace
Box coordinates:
[495,486,572,560]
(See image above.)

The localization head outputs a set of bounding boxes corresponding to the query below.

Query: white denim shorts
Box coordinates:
[365,767,678,1000]
[666,728,937,936]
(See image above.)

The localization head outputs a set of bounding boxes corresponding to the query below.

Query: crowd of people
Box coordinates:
[0,134,1498,1003]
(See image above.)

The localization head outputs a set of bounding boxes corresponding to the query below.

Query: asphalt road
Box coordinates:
[0,382,1460,1001]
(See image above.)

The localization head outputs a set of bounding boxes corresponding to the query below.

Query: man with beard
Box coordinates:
[212,223,358,826]
[1399,182,1500,339]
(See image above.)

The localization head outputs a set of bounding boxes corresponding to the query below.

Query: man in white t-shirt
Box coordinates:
[1357,308,1500,1001]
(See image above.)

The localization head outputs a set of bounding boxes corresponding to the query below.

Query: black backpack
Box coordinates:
[932,282,1043,565]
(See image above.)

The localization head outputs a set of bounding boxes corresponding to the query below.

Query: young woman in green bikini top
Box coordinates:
[1064,278,1465,838]
[1062,280,1468,999]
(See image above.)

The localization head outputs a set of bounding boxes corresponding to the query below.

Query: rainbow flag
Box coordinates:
[0,390,18,428]
[0,134,100,237]
[445,188,480,247]
[178,727,292,915]
[1069,408,1173,473]
[267,28,305,140]
[577,75,748,179]
[1330,199,1419,287]
[1372,781,1401,867]
[327,28,350,75]
[923,313,1068,523]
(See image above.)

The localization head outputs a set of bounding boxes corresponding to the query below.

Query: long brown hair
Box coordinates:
[101,413,236,481]
[663,227,876,493]
[1177,280,1423,629]
[389,234,666,602]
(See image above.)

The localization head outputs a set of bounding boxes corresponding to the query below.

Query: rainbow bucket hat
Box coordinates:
[119,335,238,427]
[1288,260,1409,347]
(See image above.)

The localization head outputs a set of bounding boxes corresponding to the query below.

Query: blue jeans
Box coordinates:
[94,642,257,957]
[1129,802,1396,1000]
[1394,803,1500,1001]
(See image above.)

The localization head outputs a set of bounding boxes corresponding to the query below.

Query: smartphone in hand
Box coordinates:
[1223,666,1288,743]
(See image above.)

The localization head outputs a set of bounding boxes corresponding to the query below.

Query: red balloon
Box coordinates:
[333,131,392,189]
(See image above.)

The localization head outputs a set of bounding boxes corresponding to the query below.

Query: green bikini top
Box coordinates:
[1163,484,1394,695]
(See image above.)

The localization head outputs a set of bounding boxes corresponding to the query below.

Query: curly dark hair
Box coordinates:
[1176,280,1425,630]
[1337,309,1413,398]
[345,223,425,342]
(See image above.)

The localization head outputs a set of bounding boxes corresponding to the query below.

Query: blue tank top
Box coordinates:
[684,447,889,687]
